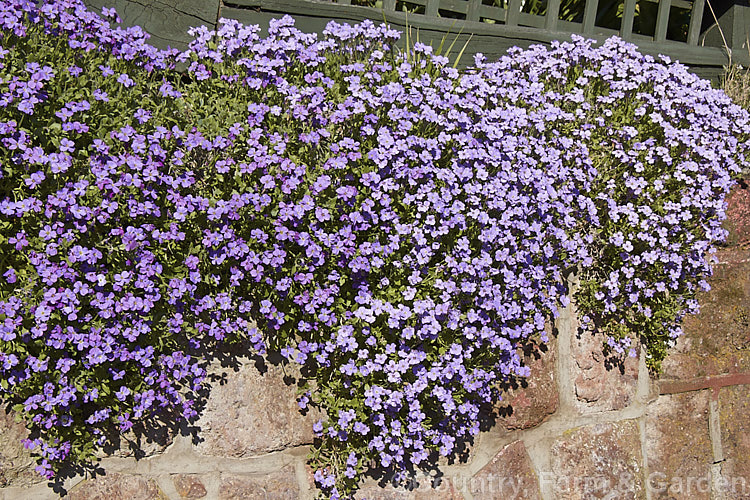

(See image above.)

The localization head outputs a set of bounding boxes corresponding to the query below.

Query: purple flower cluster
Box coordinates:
[174,15,748,497]
[0,0,221,478]
[1,0,748,496]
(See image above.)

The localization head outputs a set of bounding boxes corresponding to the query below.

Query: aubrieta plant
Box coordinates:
[1,0,748,497]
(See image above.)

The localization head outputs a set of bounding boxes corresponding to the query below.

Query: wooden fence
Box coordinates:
[84,0,750,81]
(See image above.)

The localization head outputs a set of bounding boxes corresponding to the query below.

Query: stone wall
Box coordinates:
[1,233,749,499]
[1,11,749,487]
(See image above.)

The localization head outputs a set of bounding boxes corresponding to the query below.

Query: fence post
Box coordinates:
[506,0,522,26]
[545,0,561,31]
[654,0,672,42]
[425,0,438,17]
[582,0,599,34]
[687,0,706,45]
[620,0,637,39]
[467,0,481,22]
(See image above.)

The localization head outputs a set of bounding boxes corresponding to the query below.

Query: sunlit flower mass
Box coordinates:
[1,0,748,496]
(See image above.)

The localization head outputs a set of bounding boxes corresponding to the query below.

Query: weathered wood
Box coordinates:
[506,0,522,26]
[641,0,690,8]
[219,0,732,66]
[425,0,439,17]
[466,0,481,22]
[479,4,505,22]
[87,0,741,84]
[437,0,468,15]
[581,0,598,34]
[83,0,221,50]
[519,11,545,29]
[545,0,561,31]
[687,0,706,45]
[654,0,671,42]
[620,0,637,39]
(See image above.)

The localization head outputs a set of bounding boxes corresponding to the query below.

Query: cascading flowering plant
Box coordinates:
[1,0,748,497]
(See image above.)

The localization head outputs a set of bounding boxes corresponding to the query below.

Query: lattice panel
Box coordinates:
[351,0,704,44]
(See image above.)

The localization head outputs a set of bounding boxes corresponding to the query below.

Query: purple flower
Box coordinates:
[117,73,135,87]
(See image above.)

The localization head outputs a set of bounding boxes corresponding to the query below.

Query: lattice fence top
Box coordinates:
[332,0,706,46]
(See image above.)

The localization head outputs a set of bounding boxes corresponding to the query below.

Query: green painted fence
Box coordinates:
[83,0,750,81]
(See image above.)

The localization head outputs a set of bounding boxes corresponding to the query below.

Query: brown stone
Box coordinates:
[468,440,541,499]
[172,474,207,498]
[572,330,639,412]
[719,385,750,499]
[0,408,43,488]
[550,420,645,499]
[664,248,750,379]
[353,475,461,500]
[103,426,173,460]
[723,180,750,247]
[196,358,320,458]
[66,473,166,500]
[496,341,558,430]
[644,391,712,500]
[218,468,299,500]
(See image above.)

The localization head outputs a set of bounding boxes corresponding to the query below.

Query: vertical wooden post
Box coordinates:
[545,0,561,30]
[506,0,522,25]
[383,0,396,11]
[582,0,599,33]
[654,0,672,41]
[620,0,637,39]
[467,0,481,21]
[425,0,438,16]
[687,0,706,45]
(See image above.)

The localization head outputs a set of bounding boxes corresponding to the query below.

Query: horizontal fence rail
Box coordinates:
[261,0,711,45]
[84,0,750,82]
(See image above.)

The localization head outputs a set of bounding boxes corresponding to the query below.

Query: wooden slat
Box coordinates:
[219,0,734,72]
[687,0,705,45]
[383,0,396,11]
[620,0,637,38]
[654,0,671,41]
[466,0,481,21]
[639,0,688,5]
[545,0,561,30]
[425,0,439,16]
[437,0,468,14]
[506,0,522,25]
[519,11,546,28]
[478,4,505,21]
[582,0,598,33]
[646,0,691,8]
